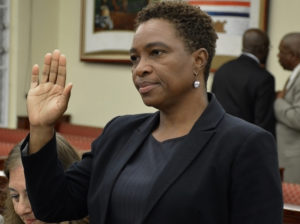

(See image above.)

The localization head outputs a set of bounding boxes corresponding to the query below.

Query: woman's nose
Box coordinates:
[15,197,32,216]
[133,57,152,77]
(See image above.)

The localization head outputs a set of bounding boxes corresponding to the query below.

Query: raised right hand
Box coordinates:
[27,49,72,152]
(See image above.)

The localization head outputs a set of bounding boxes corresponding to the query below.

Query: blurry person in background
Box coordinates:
[3,134,89,224]
[275,32,300,183]
[212,28,276,137]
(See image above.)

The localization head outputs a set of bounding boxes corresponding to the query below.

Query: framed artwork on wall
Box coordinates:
[80,0,269,70]
[80,0,152,63]
[197,0,269,71]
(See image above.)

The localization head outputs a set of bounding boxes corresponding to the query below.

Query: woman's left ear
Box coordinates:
[192,48,208,71]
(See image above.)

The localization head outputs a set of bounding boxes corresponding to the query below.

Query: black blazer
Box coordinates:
[22,94,283,224]
[211,55,276,136]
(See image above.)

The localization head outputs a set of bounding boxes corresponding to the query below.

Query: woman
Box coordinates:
[3,134,89,224]
[21,2,282,224]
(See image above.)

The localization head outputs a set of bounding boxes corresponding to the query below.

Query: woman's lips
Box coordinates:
[137,81,158,94]
[24,219,37,224]
[139,84,156,94]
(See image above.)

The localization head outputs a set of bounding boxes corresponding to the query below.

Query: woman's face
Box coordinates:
[8,166,46,224]
[130,19,196,110]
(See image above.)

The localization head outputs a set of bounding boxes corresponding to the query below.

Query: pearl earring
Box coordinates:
[193,71,200,88]
[194,80,200,88]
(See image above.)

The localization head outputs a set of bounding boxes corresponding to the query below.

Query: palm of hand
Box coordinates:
[27,82,68,127]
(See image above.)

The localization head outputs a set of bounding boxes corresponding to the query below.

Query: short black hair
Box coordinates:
[136,1,218,82]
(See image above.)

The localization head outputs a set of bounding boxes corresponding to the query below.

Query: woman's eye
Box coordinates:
[151,49,164,56]
[10,194,19,201]
[130,55,138,62]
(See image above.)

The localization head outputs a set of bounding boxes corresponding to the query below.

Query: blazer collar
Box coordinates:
[137,93,224,133]
[241,52,260,64]
[286,63,300,91]
[101,93,225,223]
[239,54,260,65]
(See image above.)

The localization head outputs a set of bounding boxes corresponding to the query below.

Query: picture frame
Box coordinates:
[80,0,151,63]
[80,0,269,70]
[203,0,269,71]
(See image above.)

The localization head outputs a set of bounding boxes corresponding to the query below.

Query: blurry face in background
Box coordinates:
[278,40,294,71]
[8,166,45,224]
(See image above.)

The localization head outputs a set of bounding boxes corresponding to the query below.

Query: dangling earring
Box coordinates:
[193,71,200,88]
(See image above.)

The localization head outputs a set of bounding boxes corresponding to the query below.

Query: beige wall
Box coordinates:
[9,0,32,127]
[8,0,300,128]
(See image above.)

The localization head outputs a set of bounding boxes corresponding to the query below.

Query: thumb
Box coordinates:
[63,83,73,100]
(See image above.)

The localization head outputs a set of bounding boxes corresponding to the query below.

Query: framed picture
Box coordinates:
[80,0,269,69]
[195,0,269,71]
[80,0,152,63]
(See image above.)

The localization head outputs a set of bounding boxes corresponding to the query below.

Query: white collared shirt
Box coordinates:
[286,63,300,90]
[242,52,260,64]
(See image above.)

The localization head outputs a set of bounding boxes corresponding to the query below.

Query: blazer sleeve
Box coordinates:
[230,130,283,224]
[274,80,300,130]
[21,133,92,222]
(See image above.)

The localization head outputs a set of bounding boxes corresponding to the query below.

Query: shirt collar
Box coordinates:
[242,52,260,64]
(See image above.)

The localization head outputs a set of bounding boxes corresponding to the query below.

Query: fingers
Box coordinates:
[49,49,60,83]
[41,53,52,83]
[56,54,67,87]
[40,49,67,87]
[31,64,39,88]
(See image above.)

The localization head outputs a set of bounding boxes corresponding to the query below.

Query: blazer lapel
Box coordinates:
[286,70,300,93]
[140,93,225,222]
[100,112,160,223]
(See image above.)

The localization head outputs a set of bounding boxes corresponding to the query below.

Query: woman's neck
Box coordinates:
[153,95,208,142]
